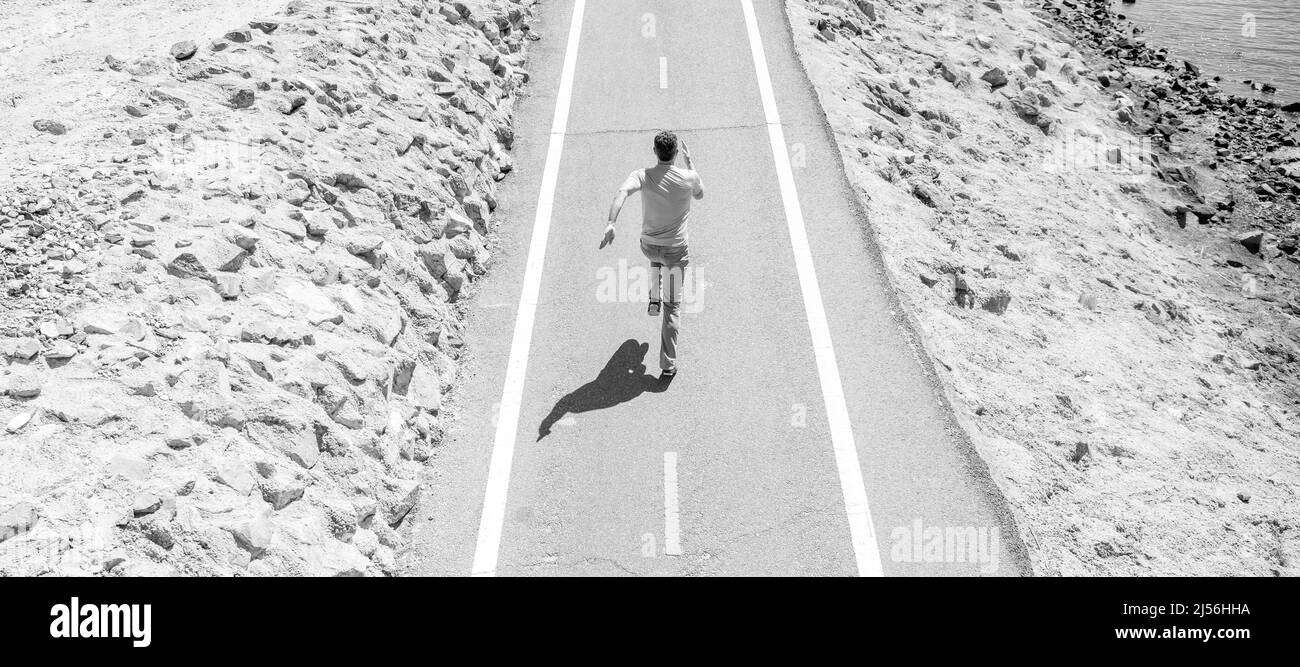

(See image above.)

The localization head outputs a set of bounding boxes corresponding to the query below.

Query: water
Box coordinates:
[1109,0,1300,99]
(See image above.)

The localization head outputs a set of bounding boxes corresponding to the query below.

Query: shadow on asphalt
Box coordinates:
[537,338,673,440]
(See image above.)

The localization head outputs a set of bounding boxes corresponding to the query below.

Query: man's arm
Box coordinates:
[682,141,704,199]
[601,171,641,249]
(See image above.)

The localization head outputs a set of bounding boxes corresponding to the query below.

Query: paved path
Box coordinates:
[403,0,1029,577]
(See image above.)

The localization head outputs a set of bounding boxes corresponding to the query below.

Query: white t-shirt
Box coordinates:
[621,164,703,247]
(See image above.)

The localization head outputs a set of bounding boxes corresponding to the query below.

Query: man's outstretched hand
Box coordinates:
[598,222,616,249]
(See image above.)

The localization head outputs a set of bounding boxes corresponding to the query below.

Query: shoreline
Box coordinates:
[1102,0,1300,102]
[1044,0,1300,244]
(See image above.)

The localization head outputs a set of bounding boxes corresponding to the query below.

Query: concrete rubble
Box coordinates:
[1,0,538,576]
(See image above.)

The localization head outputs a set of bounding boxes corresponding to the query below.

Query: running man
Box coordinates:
[600,131,704,377]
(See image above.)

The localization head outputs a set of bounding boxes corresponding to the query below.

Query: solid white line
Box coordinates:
[659,56,668,89]
[471,0,587,577]
[663,452,682,556]
[739,0,884,577]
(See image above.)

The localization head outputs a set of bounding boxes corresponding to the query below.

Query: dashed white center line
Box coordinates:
[663,452,682,556]
[659,56,668,89]
[740,0,884,577]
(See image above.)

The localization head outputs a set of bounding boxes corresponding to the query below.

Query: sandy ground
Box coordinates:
[791,0,1299,575]
[0,1,286,173]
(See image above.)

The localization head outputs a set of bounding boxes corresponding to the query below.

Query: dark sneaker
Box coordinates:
[661,367,677,377]
[648,301,661,316]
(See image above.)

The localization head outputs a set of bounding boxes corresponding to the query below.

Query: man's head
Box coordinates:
[653,131,678,163]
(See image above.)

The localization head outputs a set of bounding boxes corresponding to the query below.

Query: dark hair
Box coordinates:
[653,131,678,162]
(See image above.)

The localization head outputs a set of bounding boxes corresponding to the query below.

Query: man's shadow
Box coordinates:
[538,338,672,440]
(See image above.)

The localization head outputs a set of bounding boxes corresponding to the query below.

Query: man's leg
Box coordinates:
[660,301,680,371]
[648,262,662,301]
[659,263,684,372]
[642,241,663,315]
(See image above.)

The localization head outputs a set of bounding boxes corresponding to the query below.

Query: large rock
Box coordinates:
[462,196,491,232]
[344,234,385,256]
[131,494,162,517]
[262,214,308,240]
[260,476,306,510]
[170,41,198,60]
[439,3,464,23]
[980,67,1008,89]
[1237,231,1266,255]
[443,210,473,238]
[37,319,73,339]
[10,337,41,360]
[5,373,42,399]
[418,241,468,294]
[381,479,420,527]
[302,540,369,576]
[404,363,442,412]
[246,420,321,470]
[5,410,36,434]
[79,309,130,335]
[228,88,256,110]
[214,458,255,496]
[166,238,248,282]
[449,234,484,262]
[277,278,344,325]
[33,119,69,135]
[164,423,204,450]
[911,180,951,212]
[230,517,274,558]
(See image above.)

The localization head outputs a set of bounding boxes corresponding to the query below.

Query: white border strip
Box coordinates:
[739,0,883,577]
[471,0,587,577]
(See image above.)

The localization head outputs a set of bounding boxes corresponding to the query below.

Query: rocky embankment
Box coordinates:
[0,0,536,575]
[1047,0,1299,237]
[791,0,1298,575]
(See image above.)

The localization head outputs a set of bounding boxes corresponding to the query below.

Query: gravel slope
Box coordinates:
[0,0,536,576]
[791,0,1299,575]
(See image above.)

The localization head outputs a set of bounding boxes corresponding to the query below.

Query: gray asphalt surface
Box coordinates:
[403,0,1030,577]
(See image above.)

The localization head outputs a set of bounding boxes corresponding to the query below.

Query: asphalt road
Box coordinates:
[403,0,1030,577]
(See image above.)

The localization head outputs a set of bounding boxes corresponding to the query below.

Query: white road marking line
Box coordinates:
[739,0,884,577]
[659,56,668,89]
[664,452,682,556]
[470,0,587,577]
